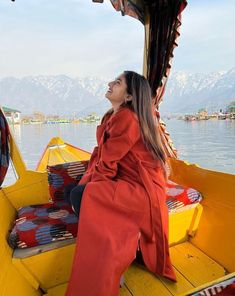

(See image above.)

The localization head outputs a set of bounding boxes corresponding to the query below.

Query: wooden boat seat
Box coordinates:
[9,169,202,250]
[13,238,76,259]
[12,202,203,259]
[44,242,226,296]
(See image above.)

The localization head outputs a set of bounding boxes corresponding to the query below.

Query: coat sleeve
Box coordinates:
[78,114,111,184]
[91,110,140,182]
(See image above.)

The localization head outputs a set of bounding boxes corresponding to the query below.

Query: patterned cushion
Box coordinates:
[47,161,88,203]
[190,276,235,295]
[8,201,78,249]
[166,180,202,212]
[8,177,202,249]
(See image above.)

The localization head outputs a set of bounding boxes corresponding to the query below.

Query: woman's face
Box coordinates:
[105,74,131,108]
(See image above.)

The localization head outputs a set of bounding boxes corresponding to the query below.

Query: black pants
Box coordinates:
[64,183,86,217]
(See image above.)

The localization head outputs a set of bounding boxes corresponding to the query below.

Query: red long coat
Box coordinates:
[66,107,176,296]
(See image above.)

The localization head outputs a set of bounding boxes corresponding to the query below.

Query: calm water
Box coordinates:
[166,119,235,174]
[4,119,235,185]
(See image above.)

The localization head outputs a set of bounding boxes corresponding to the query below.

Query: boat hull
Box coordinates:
[1,137,234,295]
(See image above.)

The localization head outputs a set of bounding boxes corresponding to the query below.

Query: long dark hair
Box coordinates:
[122,71,166,166]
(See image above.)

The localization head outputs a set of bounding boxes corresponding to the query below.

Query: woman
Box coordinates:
[66,71,176,296]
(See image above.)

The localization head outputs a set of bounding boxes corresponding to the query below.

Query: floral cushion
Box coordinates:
[47,161,88,202]
[166,180,202,212]
[8,201,78,249]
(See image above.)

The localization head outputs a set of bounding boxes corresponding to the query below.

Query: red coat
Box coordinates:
[66,107,176,296]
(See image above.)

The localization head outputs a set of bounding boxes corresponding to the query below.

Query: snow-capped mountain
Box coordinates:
[0,68,234,116]
[161,68,235,114]
[0,75,109,116]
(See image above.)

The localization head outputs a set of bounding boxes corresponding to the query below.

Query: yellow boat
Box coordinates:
[1,1,235,296]
[36,137,91,172]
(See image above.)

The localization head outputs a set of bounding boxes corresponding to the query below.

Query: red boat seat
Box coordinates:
[166,180,202,212]
[8,201,78,249]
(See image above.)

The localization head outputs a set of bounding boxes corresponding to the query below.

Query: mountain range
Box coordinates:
[161,67,235,115]
[0,68,234,117]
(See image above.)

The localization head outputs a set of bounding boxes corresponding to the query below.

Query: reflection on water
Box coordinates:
[3,119,235,186]
[10,124,22,141]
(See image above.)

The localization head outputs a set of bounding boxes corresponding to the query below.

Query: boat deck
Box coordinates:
[45,242,226,296]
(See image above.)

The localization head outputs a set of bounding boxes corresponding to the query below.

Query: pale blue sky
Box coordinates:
[0,0,234,78]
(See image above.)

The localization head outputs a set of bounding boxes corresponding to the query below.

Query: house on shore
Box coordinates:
[2,106,21,124]
[197,108,209,120]
[227,103,235,113]
[227,103,235,119]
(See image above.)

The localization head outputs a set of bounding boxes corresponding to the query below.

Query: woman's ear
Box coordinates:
[126,95,132,102]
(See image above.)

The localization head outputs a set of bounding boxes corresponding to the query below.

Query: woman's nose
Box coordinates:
[108,81,114,88]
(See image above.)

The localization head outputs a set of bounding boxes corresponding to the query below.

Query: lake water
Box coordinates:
[166,119,235,174]
[4,119,235,185]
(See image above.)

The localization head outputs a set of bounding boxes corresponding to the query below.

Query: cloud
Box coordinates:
[0,0,144,78]
[173,1,235,73]
[0,0,234,77]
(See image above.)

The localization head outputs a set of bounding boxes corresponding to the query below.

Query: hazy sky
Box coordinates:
[0,0,234,78]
